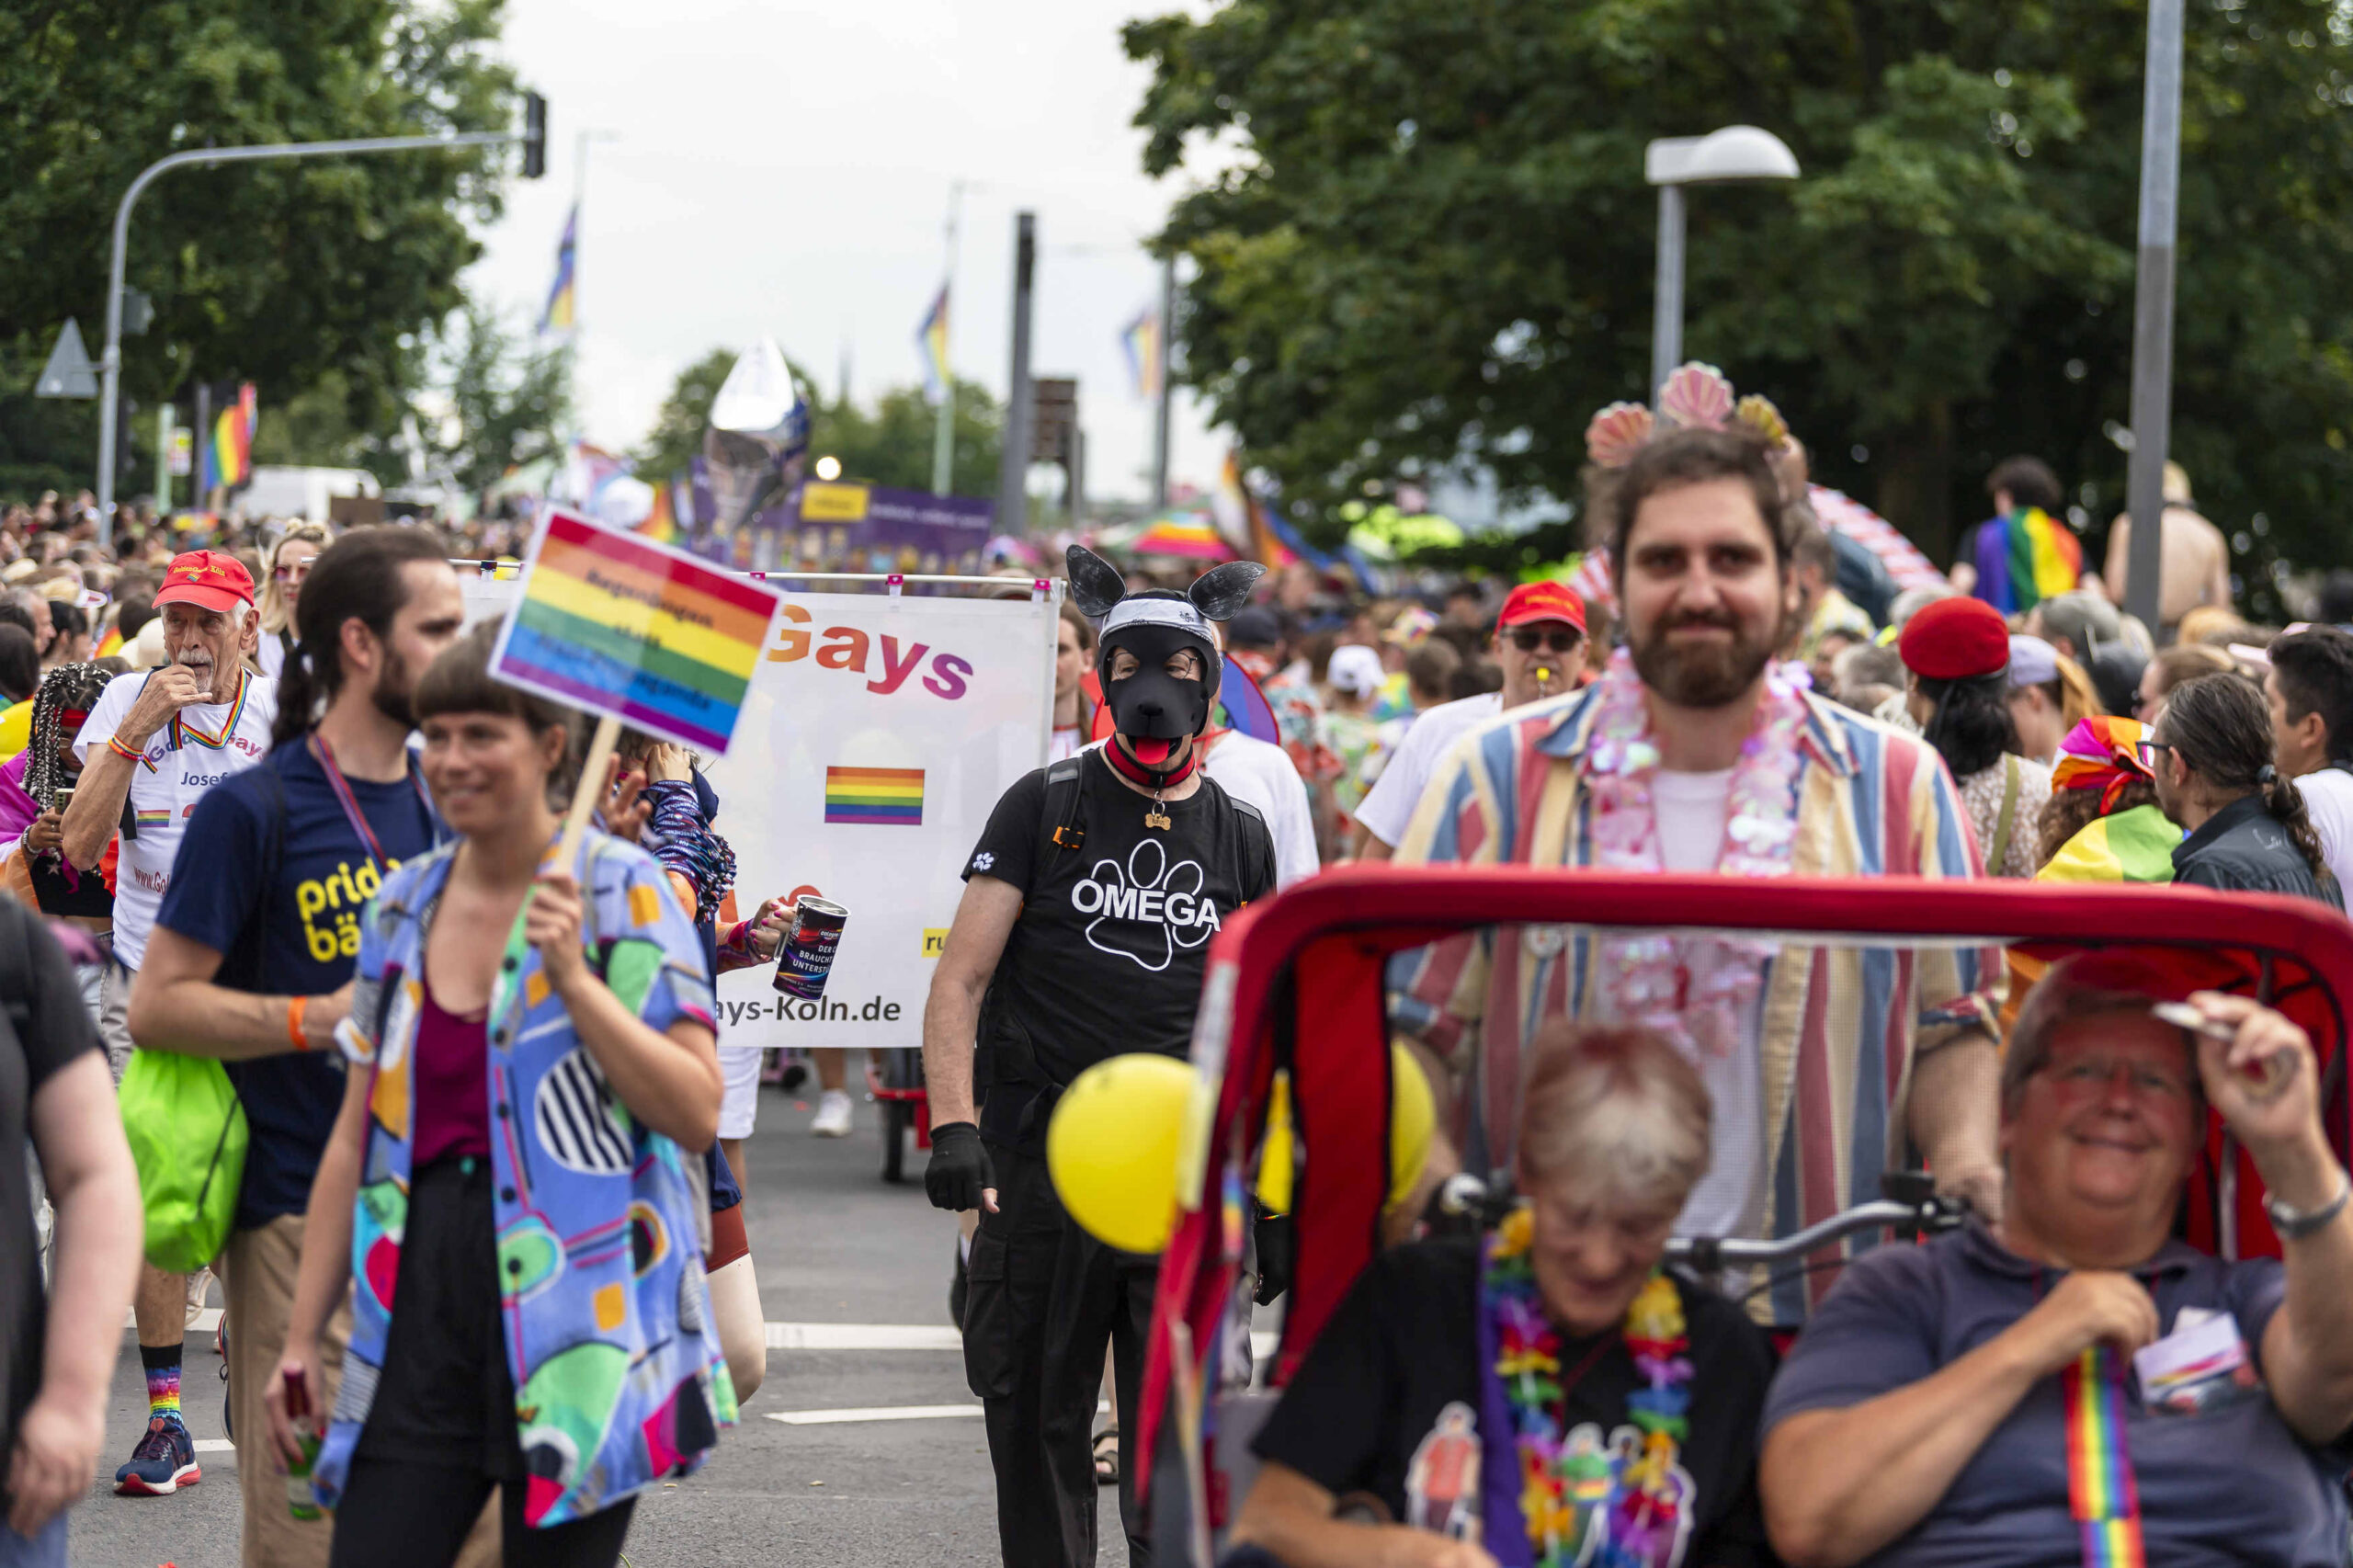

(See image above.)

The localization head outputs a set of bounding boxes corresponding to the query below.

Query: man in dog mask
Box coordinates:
[923,547,1279,1567]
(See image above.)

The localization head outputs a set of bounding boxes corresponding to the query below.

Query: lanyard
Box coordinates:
[311,733,440,877]
[2035,1267,2148,1568]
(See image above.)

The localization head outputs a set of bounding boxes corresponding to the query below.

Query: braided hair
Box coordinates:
[26,663,112,809]
[2160,672,2330,880]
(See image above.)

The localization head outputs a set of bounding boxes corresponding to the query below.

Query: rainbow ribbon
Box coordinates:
[2063,1346,2146,1568]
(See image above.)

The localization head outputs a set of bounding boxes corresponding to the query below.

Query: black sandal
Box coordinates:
[1092,1426,1120,1486]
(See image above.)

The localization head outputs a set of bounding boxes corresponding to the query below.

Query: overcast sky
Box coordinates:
[465,0,1226,504]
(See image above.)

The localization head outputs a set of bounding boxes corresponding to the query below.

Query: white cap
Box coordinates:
[1327,643,1386,698]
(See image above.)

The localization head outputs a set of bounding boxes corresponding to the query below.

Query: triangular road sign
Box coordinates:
[36,318,97,399]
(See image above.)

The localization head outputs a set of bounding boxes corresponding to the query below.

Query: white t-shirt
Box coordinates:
[257,626,294,681]
[2297,768,2353,900]
[1201,732,1320,890]
[1646,767,1766,1245]
[1352,692,1503,849]
[74,669,278,969]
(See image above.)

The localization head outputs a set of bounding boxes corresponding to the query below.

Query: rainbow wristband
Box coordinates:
[107,734,145,763]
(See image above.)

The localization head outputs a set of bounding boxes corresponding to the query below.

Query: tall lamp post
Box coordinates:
[1645,126,1801,400]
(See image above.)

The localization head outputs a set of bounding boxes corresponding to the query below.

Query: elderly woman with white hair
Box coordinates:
[1761,954,2353,1568]
[1226,1023,1776,1568]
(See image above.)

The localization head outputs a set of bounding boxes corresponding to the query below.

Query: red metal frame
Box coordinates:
[1135,866,2353,1535]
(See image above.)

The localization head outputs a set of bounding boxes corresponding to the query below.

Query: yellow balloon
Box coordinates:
[1047,1053,1199,1254]
[1389,1044,1435,1208]
[1252,1048,1435,1214]
[1256,1072,1296,1213]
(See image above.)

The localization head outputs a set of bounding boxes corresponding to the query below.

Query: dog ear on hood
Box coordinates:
[1187,561,1266,623]
[1064,545,1129,619]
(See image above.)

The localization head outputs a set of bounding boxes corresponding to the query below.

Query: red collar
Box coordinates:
[1102,736,1198,791]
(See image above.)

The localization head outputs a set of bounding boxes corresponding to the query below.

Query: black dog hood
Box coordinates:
[1065,546,1264,750]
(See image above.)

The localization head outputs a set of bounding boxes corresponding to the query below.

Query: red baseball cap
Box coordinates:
[153,550,256,615]
[1898,596,2010,682]
[1497,580,1587,634]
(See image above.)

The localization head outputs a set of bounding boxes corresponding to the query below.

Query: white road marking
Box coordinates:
[764,1323,961,1350]
[759,1322,1279,1359]
[195,1438,234,1453]
[764,1403,983,1426]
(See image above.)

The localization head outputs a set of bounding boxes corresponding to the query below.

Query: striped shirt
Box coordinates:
[1392,681,1997,1319]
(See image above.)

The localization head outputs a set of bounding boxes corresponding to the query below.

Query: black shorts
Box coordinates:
[355,1155,524,1481]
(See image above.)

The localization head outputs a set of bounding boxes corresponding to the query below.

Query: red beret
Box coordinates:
[1898,596,2011,682]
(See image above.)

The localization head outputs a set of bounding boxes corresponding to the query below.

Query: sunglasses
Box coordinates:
[1508,627,1584,654]
[274,563,312,582]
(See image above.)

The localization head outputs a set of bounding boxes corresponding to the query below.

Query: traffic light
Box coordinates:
[521,92,548,179]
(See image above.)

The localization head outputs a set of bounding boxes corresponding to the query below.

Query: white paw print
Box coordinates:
[972,851,996,872]
[1078,839,1212,971]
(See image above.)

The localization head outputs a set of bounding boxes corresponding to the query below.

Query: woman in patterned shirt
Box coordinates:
[1897,597,2054,880]
[264,624,732,1568]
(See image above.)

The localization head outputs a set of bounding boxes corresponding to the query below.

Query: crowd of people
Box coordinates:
[4,358,2353,1568]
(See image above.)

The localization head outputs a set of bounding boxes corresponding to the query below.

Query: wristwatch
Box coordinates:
[2264,1170,2353,1241]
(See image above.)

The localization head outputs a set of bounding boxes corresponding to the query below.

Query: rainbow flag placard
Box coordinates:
[824,767,924,826]
[488,506,783,754]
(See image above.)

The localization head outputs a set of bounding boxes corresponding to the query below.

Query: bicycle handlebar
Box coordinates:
[1432,1172,1971,1267]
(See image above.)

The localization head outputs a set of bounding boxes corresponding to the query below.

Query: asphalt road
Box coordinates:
[63,1083,1133,1567]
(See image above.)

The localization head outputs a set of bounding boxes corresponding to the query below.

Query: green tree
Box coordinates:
[0,0,520,495]
[1125,0,2353,583]
[429,304,570,494]
[812,380,1003,497]
[635,348,738,485]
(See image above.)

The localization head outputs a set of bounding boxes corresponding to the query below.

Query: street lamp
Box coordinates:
[1645,126,1801,400]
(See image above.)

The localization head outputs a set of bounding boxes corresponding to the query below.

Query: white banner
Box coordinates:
[452,575,1054,1049]
[708,590,1053,1049]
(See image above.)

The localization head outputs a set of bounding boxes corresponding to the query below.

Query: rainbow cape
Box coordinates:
[1972,506,2080,615]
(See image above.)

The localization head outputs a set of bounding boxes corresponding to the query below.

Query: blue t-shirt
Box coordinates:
[1764,1222,2347,1567]
[155,741,440,1229]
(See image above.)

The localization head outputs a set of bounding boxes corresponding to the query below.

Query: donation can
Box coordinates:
[772,897,850,1001]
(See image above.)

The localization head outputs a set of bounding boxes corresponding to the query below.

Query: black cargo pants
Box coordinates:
[962,1139,1158,1568]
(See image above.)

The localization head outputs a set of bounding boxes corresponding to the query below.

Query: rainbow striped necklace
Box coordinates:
[168,669,250,753]
[2063,1344,2146,1567]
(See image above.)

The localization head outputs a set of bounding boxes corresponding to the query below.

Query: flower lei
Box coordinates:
[1486,1204,1693,1568]
[1582,647,1807,1058]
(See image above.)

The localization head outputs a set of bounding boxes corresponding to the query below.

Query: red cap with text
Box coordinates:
[1497,580,1587,633]
[152,550,257,615]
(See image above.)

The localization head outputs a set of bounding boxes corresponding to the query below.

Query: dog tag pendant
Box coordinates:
[1144,807,1172,831]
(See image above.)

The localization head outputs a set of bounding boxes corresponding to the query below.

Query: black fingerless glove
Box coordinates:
[924,1121,995,1212]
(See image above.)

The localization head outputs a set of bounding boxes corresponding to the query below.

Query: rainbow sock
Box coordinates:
[141,1343,183,1421]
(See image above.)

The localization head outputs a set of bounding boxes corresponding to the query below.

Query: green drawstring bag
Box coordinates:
[119,1048,247,1273]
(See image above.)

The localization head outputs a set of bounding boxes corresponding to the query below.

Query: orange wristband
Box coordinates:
[108,734,145,763]
[287,995,311,1052]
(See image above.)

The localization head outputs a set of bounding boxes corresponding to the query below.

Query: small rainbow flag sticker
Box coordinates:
[825,767,924,826]
[489,507,782,755]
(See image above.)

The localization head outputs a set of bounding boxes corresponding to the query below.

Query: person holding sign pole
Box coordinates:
[924,548,1278,1568]
[264,625,731,1568]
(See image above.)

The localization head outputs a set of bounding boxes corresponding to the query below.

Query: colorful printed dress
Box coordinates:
[313,828,736,1527]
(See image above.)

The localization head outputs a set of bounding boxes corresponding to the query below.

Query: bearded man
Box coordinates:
[1394,426,2002,1321]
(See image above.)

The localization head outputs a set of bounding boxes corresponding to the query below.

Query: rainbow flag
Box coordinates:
[915,284,950,405]
[640,478,679,544]
[489,506,782,754]
[824,767,924,826]
[540,204,578,337]
[1971,506,2081,615]
[1121,307,1162,400]
[202,383,256,494]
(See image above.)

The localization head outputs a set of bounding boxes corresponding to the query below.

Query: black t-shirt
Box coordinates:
[1253,1238,1777,1567]
[155,741,441,1229]
[1,895,101,1475]
[962,749,1275,1144]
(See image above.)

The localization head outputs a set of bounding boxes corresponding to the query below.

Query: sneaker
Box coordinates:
[114,1414,199,1496]
[184,1267,213,1330]
[779,1053,811,1094]
[812,1089,854,1138]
